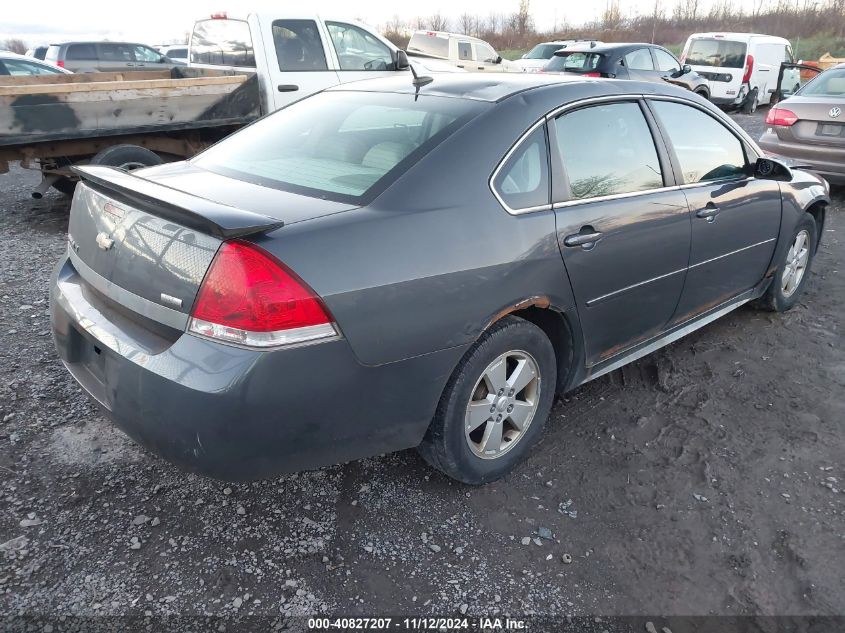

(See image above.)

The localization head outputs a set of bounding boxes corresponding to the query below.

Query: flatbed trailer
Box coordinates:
[0,67,260,197]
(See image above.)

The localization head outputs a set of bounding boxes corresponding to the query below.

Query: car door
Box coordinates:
[550,100,691,366]
[623,47,656,82]
[262,18,339,110]
[647,99,781,322]
[97,43,136,72]
[325,21,401,82]
[132,44,175,71]
[474,42,501,72]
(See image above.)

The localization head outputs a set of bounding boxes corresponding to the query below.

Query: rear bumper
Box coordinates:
[759,132,845,185]
[50,255,461,480]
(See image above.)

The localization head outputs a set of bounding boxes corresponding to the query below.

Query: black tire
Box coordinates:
[90,144,162,171]
[52,176,77,197]
[759,213,817,312]
[742,88,758,114]
[694,89,710,101]
[417,316,557,485]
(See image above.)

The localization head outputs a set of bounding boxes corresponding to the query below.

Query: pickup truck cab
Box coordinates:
[406,30,520,73]
[189,12,411,111]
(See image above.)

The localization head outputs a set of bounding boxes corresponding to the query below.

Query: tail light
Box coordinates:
[765,107,798,127]
[210,12,228,19]
[582,72,601,77]
[189,240,337,348]
[56,60,65,68]
[742,54,754,83]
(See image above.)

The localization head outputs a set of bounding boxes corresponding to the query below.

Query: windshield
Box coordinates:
[800,68,845,96]
[545,52,603,73]
[194,92,485,204]
[686,39,746,68]
[525,44,565,60]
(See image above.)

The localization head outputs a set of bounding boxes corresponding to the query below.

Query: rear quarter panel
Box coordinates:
[252,90,582,366]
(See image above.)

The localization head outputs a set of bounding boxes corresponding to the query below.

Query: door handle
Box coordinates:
[456,64,465,68]
[277,84,300,92]
[564,228,603,249]
[696,204,721,222]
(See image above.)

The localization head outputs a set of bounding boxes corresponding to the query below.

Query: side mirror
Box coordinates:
[495,55,502,64]
[395,49,409,71]
[159,55,168,63]
[521,53,527,59]
[754,157,793,181]
[682,64,692,74]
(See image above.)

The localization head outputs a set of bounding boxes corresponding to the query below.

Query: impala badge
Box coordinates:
[95,232,114,251]
[830,106,842,118]
[160,293,183,309]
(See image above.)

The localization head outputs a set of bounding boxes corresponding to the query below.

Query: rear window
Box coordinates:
[66,44,97,61]
[193,92,485,205]
[191,18,255,67]
[166,48,187,58]
[545,52,603,73]
[525,44,565,60]
[685,38,746,68]
[800,68,845,96]
[407,33,449,59]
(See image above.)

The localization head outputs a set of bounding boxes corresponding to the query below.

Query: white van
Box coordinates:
[681,33,801,112]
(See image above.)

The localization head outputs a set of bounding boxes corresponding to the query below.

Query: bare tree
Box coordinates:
[458,13,477,35]
[514,0,533,36]
[2,38,27,55]
[601,0,624,30]
[427,12,449,32]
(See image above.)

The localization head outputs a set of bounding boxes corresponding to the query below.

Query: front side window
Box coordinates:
[476,43,498,63]
[653,48,680,72]
[492,126,550,211]
[98,44,133,62]
[194,92,485,204]
[133,45,162,63]
[625,48,654,70]
[554,102,663,200]
[650,100,747,183]
[273,19,328,71]
[326,22,392,71]
[190,18,255,67]
[66,44,97,60]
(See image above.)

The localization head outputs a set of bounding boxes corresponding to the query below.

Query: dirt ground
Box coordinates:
[0,111,843,624]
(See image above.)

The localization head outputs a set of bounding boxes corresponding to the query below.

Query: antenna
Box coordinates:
[410,63,434,88]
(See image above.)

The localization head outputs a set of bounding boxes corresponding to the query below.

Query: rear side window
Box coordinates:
[493,126,550,211]
[98,43,133,62]
[66,44,97,60]
[554,102,663,200]
[545,52,602,73]
[273,19,328,71]
[650,100,746,183]
[191,18,255,67]
[194,92,484,205]
[686,39,746,68]
[625,48,654,70]
[801,68,845,96]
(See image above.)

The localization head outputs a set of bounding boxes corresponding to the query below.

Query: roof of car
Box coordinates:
[329,73,690,103]
[555,42,661,55]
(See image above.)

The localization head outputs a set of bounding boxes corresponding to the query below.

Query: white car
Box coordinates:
[406,30,520,73]
[512,40,601,73]
[681,32,801,112]
[0,51,71,76]
[157,45,188,65]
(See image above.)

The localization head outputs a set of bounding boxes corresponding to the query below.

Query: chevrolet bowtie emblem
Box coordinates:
[96,232,115,251]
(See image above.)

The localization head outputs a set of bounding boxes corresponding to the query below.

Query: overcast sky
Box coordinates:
[3,0,763,46]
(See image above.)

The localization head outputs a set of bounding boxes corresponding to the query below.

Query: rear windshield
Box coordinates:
[525,44,565,60]
[193,91,485,205]
[191,18,255,67]
[407,33,449,58]
[686,39,746,68]
[545,52,603,73]
[800,68,845,96]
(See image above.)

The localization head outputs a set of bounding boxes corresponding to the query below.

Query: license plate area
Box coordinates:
[817,123,844,137]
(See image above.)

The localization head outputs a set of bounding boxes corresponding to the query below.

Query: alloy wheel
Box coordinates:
[464,350,541,459]
[781,229,810,298]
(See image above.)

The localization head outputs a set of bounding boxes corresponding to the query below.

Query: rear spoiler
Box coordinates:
[73,165,284,239]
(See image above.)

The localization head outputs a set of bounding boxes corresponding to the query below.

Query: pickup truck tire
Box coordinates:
[90,145,163,171]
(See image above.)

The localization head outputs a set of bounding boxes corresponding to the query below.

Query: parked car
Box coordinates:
[0,51,71,76]
[189,12,411,109]
[25,46,48,60]
[44,42,181,72]
[50,74,829,484]
[680,32,801,112]
[157,45,188,65]
[542,43,710,98]
[512,40,601,73]
[406,30,519,72]
[759,63,845,185]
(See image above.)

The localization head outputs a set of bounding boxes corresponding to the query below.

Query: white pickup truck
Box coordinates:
[1,11,412,198]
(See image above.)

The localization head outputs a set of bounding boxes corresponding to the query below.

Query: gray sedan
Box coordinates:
[50,75,829,484]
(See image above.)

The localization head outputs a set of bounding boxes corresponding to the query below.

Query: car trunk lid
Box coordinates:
[775,96,845,146]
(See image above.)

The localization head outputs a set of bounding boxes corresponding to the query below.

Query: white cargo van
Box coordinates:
[680,33,801,112]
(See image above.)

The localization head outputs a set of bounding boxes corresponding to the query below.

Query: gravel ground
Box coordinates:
[1,111,843,624]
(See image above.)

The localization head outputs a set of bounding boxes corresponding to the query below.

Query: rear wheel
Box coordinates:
[742,88,758,114]
[90,144,162,171]
[417,316,557,484]
[759,213,817,312]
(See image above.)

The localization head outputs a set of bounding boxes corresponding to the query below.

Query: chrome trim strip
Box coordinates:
[678,177,753,191]
[544,93,645,121]
[489,117,553,216]
[582,293,753,384]
[553,185,680,209]
[689,238,776,269]
[68,246,189,331]
[586,267,687,306]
